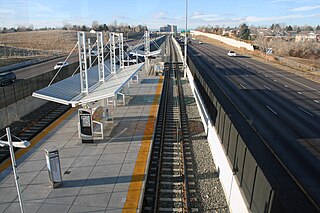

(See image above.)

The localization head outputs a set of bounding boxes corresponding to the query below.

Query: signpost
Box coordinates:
[266,48,273,55]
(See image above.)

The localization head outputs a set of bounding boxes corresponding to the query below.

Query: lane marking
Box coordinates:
[123,76,163,212]
[266,105,278,115]
[264,85,272,91]
[247,61,320,95]
[224,72,229,75]
[314,100,319,104]
[240,84,246,89]
[0,107,77,174]
[299,107,314,117]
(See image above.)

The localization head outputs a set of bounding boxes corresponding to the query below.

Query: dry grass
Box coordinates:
[195,35,320,84]
[0,58,31,67]
[0,30,78,53]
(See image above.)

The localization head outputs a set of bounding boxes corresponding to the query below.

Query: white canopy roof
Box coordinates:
[32,63,144,107]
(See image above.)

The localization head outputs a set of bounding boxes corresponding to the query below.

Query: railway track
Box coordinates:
[0,103,70,163]
[142,37,196,212]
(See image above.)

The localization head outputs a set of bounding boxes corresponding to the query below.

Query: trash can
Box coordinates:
[45,147,62,188]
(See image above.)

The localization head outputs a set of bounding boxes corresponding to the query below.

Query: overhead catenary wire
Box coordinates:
[48,42,78,86]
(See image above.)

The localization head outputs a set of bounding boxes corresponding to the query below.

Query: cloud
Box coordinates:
[290,4,320,12]
[240,13,320,22]
[113,16,130,20]
[0,8,14,18]
[152,11,168,20]
[270,0,295,3]
[4,0,54,13]
[191,12,221,21]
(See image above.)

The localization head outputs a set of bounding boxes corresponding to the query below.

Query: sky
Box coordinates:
[0,0,319,30]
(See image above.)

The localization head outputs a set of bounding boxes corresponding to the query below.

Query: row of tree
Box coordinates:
[270,24,320,32]
[0,20,148,34]
[196,23,320,40]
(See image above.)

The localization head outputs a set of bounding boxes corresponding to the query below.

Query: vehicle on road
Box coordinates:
[199,41,203,44]
[227,50,236,57]
[91,50,98,56]
[54,62,69,70]
[0,71,16,86]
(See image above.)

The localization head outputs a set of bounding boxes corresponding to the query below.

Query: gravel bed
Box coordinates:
[181,77,229,212]
[0,102,62,137]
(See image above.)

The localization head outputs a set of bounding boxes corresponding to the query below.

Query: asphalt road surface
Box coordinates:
[188,40,320,210]
[12,39,141,79]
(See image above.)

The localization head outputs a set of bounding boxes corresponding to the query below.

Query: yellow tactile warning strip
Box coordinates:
[123,77,164,212]
[0,107,77,174]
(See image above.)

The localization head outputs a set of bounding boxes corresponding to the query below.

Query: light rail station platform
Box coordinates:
[0,71,163,213]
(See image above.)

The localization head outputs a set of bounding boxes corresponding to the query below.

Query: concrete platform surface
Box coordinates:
[0,71,163,213]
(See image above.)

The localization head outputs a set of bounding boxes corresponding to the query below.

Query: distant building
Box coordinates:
[295,31,320,42]
[160,24,177,34]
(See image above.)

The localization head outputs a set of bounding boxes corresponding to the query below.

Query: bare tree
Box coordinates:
[63,20,72,30]
[92,21,99,30]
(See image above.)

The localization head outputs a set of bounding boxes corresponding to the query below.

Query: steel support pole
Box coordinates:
[78,32,89,93]
[88,38,92,68]
[184,0,188,79]
[120,33,124,69]
[144,31,150,74]
[97,32,105,81]
[110,32,116,74]
[6,127,24,213]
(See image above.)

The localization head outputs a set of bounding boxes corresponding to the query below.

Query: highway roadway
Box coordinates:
[188,41,320,211]
[12,39,141,79]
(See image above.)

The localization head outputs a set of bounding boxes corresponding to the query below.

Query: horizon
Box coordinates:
[0,0,319,29]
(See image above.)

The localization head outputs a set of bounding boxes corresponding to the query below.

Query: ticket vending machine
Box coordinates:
[79,108,93,143]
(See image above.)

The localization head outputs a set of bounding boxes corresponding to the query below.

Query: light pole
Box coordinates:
[0,127,30,213]
[184,0,188,79]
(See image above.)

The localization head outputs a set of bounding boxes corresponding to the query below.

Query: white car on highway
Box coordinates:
[54,62,69,69]
[227,50,236,57]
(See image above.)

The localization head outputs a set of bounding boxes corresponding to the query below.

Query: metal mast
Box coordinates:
[144,31,150,73]
[110,32,116,74]
[88,38,92,68]
[119,33,124,69]
[110,32,124,74]
[78,31,89,94]
[97,32,105,81]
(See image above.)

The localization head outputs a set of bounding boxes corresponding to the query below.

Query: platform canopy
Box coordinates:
[130,49,162,57]
[32,62,144,107]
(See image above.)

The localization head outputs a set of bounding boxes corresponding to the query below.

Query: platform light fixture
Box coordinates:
[0,127,31,213]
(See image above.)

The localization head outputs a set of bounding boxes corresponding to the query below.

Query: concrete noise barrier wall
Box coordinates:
[191,30,254,51]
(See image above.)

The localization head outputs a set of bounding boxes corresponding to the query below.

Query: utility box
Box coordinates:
[45,147,62,188]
